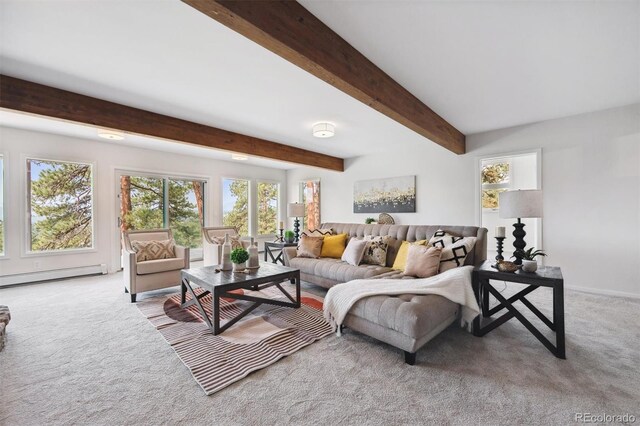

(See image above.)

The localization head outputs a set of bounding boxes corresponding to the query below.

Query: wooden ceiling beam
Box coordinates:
[0,75,345,171]
[182,0,465,154]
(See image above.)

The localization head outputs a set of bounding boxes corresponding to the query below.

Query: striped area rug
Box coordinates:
[137,284,332,395]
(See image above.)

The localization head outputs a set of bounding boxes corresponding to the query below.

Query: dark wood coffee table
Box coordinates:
[180,262,301,335]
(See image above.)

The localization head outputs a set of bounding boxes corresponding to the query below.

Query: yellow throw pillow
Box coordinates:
[392,239,428,270]
[320,233,348,258]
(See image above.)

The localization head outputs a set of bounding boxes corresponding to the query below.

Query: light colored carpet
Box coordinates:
[0,271,638,425]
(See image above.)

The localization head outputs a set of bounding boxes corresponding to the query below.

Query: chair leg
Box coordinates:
[130,294,137,303]
[404,351,416,365]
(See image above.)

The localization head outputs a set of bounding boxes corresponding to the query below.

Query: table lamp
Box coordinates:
[499,189,543,265]
[287,202,305,242]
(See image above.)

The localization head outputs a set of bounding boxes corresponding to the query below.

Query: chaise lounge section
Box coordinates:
[284,223,487,364]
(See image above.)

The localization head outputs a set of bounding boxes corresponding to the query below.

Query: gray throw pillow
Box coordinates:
[341,238,368,266]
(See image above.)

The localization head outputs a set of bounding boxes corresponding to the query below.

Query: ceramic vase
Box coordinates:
[221,233,232,271]
[232,262,246,272]
[522,259,538,273]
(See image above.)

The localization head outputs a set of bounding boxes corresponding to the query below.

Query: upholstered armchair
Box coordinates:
[202,226,250,267]
[122,229,190,303]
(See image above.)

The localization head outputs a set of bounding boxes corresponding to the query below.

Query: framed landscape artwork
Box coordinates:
[353,175,416,213]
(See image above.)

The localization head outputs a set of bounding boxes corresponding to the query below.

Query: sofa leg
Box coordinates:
[404,351,416,365]
[130,294,137,303]
[124,287,129,294]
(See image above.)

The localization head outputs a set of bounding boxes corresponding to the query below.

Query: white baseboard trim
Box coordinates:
[565,285,640,300]
[0,264,108,287]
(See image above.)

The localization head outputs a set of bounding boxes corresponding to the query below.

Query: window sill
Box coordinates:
[22,247,98,258]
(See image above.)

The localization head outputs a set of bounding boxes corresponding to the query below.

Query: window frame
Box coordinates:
[24,156,97,257]
[0,154,6,259]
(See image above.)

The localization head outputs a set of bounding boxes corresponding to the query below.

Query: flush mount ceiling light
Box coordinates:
[97,130,124,140]
[232,153,249,161]
[312,122,335,138]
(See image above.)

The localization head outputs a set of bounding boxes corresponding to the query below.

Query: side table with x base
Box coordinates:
[472,260,565,359]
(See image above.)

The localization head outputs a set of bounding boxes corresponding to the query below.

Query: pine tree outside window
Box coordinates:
[27,158,94,252]
[257,181,278,236]
[222,178,249,236]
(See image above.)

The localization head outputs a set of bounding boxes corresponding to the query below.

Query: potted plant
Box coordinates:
[365,217,376,224]
[230,248,250,272]
[519,248,546,273]
[284,230,295,244]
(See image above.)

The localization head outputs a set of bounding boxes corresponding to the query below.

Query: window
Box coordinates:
[222,178,249,235]
[481,161,510,209]
[300,180,321,230]
[0,156,4,256]
[257,182,278,235]
[169,179,204,248]
[119,175,205,250]
[28,158,94,252]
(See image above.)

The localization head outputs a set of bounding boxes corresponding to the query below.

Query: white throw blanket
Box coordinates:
[323,266,480,335]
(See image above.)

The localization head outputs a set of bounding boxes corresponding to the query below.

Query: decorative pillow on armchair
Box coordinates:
[131,239,176,262]
[362,235,389,266]
[296,235,324,259]
[428,230,476,272]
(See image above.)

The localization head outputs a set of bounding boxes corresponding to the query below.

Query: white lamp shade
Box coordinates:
[287,202,305,217]
[499,190,543,219]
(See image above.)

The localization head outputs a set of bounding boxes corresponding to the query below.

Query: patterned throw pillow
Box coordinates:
[131,239,176,262]
[301,228,333,238]
[428,230,476,272]
[362,235,389,266]
[296,235,324,259]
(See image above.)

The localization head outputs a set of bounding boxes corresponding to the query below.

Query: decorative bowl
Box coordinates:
[496,260,520,273]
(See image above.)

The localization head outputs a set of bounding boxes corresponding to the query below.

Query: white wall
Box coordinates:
[286,143,476,228]
[468,104,640,297]
[287,104,640,297]
[0,127,287,278]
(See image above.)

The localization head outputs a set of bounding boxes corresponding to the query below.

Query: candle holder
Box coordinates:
[274,228,284,243]
[494,237,506,266]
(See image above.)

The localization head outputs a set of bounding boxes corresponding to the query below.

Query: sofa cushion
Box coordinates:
[404,245,442,278]
[428,230,476,272]
[362,235,389,266]
[297,235,323,258]
[348,294,459,339]
[391,239,428,270]
[302,228,333,237]
[289,257,392,283]
[137,257,185,275]
[320,233,348,258]
[341,238,367,266]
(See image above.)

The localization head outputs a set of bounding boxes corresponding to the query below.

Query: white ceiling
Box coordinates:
[300,0,640,133]
[1,0,638,166]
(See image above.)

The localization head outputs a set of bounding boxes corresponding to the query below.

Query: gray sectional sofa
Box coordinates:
[283,222,487,364]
